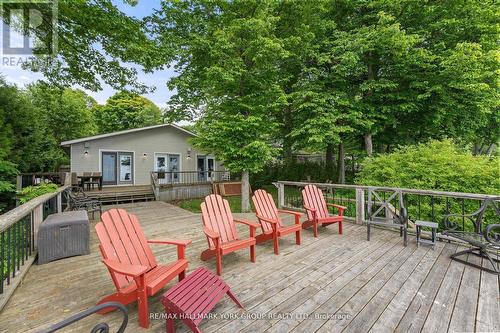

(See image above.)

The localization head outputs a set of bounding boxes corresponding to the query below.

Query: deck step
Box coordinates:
[86,186,156,205]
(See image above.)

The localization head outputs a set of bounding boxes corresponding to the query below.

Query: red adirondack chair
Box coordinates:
[302,184,347,237]
[95,208,191,328]
[200,194,259,275]
[252,189,302,255]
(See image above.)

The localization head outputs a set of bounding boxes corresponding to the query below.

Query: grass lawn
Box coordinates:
[173,184,278,213]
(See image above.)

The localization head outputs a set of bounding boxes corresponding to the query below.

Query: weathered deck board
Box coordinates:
[0,201,498,333]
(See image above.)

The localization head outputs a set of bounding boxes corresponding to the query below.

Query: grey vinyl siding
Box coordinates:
[69,126,222,185]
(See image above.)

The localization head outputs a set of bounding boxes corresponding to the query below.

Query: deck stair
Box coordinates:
[86,185,155,204]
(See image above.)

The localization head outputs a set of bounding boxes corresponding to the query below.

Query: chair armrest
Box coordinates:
[234,219,260,229]
[327,203,347,216]
[255,215,278,224]
[148,239,192,260]
[277,210,302,225]
[303,205,316,213]
[327,203,347,210]
[203,226,220,239]
[277,209,303,217]
[102,259,148,277]
[484,224,500,245]
[148,239,192,246]
[234,219,259,237]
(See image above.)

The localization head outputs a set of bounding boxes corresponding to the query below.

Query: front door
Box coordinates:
[155,154,168,180]
[168,154,180,183]
[102,152,117,185]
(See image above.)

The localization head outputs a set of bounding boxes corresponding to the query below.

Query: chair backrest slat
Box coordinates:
[302,185,329,220]
[252,190,281,233]
[96,209,157,290]
[201,195,238,247]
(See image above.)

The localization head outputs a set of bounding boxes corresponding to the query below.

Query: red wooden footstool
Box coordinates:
[161,267,243,333]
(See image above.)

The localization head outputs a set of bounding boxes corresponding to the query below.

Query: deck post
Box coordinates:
[16,175,22,191]
[277,183,285,209]
[32,204,43,249]
[56,193,62,213]
[356,188,365,224]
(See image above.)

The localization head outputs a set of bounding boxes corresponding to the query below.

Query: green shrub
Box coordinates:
[355,140,499,194]
[356,140,499,231]
[17,182,59,204]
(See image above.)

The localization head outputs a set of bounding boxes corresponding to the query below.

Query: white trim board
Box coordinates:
[61,124,197,146]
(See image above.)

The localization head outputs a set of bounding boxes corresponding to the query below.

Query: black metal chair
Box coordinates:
[443,197,500,275]
[366,188,408,246]
[39,302,127,333]
[65,186,102,219]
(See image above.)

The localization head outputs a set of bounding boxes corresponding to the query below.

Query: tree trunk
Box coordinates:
[282,105,294,163]
[282,142,293,162]
[364,133,373,156]
[326,143,334,164]
[337,142,345,184]
[241,170,250,212]
[486,143,496,156]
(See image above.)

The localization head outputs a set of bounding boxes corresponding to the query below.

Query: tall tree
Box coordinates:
[151,0,285,211]
[2,0,157,92]
[94,91,162,133]
[27,83,97,143]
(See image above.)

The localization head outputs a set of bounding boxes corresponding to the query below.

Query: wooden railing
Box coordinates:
[150,172,160,200]
[275,181,499,233]
[151,170,231,187]
[0,183,70,311]
[16,172,67,190]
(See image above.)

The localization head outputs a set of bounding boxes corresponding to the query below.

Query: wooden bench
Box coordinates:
[162,267,243,333]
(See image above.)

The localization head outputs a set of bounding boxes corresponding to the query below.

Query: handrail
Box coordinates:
[150,172,160,200]
[276,181,500,229]
[0,185,70,233]
[277,181,499,200]
[151,170,231,186]
[1,177,71,309]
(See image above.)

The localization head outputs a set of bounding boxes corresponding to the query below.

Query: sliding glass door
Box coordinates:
[101,151,133,185]
[118,153,133,184]
[102,152,117,185]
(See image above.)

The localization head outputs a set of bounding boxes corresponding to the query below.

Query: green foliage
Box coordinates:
[94,91,162,133]
[2,0,157,92]
[27,83,98,143]
[153,1,287,173]
[17,183,58,204]
[356,140,500,194]
[251,160,352,189]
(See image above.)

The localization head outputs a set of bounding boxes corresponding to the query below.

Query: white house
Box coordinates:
[61,124,221,186]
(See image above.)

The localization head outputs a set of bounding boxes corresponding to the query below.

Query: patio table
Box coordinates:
[161,267,243,333]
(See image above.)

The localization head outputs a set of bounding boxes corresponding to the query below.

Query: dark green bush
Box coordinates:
[17,183,59,204]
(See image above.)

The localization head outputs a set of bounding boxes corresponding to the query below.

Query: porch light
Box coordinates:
[187,148,192,160]
[84,150,89,156]
[143,153,148,159]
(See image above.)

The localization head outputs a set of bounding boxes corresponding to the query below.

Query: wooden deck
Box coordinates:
[0,201,498,333]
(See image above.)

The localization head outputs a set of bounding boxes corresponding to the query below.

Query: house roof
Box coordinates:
[60,123,196,146]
